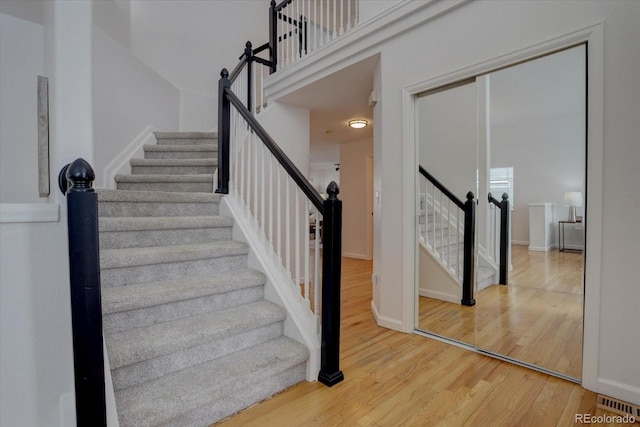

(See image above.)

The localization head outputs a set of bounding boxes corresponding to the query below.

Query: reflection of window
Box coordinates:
[490,167,514,207]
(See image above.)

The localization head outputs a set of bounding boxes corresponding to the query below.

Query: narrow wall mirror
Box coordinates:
[415,45,586,380]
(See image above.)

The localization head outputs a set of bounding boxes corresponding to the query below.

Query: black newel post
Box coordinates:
[245,41,253,112]
[269,0,278,74]
[318,181,344,387]
[461,191,476,307]
[216,68,231,195]
[499,193,509,285]
[59,158,106,426]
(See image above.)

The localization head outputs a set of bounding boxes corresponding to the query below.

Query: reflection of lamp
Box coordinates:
[564,191,583,222]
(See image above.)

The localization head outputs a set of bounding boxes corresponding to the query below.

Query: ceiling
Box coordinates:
[278,55,378,145]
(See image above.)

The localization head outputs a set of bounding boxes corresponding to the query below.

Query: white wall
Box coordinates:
[0,215,74,427]
[357,0,403,24]
[340,137,373,259]
[258,102,311,176]
[179,90,215,131]
[489,46,586,247]
[92,25,180,188]
[0,14,45,203]
[417,80,477,201]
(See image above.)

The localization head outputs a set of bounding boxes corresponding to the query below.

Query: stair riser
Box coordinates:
[165,363,307,427]
[100,227,233,250]
[156,138,216,145]
[144,150,217,159]
[98,201,219,217]
[131,165,216,175]
[111,322,283,391]
[104,286,264,333]
[116,182,214,192]
[101,255,248,287]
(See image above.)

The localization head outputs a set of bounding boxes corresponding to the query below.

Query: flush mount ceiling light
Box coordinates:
[348,119,368,129]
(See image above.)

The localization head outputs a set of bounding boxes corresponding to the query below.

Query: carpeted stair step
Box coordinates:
[102,268,267,333]
[143,144,217,159]
[99,215,233,249]
[130,158,218,175]
[100,241,249,287]
[98,189,220,217]
[154,131,217,145]
[114,174,214,192]
[107,300,287,391]
[115,336,308,427]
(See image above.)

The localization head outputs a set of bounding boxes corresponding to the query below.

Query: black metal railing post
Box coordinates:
[488,192,510,285]
[461,191,476,306]
[318,181,344,387]
[244,41,253,112]
[269,0,278,73]
[59,158,106,426]
[216,68,231,195]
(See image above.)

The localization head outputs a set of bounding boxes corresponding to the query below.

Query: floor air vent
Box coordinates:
[596,394,640,420]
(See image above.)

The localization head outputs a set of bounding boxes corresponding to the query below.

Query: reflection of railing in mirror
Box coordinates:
[419,165,475,306]
[487,192,510,285]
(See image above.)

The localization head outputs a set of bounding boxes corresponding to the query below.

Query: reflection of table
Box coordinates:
[559,219,582,252]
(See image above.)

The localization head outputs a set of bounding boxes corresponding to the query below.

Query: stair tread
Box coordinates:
[97,189,220,203]
[115,336,308,427]
[107,300,286,369]
[143,144,217,152]
[99,215,233,232]
[100,241,249,269]
[102,268,266,315]
[114,174,214,183]
[130,158,218,166]
[154,131,217,139]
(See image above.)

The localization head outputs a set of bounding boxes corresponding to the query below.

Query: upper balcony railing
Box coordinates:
[270,0,359,72]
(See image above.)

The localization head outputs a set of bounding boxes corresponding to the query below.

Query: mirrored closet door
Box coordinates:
[415,45,586,380]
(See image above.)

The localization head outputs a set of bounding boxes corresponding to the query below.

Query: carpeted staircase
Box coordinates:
[98,132,309,426]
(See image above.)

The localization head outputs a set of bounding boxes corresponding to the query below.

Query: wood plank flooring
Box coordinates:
[215,257,631,426]
[419,245,584,378]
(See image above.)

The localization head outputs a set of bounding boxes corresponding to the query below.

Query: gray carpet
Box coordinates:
[99,131,308,426]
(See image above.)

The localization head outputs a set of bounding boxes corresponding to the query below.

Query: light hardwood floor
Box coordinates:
[419,245,584,378]
[216,257,632,426]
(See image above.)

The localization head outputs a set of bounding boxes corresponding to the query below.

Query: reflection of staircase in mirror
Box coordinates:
[419,205,495,304]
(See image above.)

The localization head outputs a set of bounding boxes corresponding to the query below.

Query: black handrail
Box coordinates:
[217,64,343,386]
[488,192,509,285]
[219,70,324,211]
[419,165,464,210]
[58,158,107,426]
[419,165,475,306]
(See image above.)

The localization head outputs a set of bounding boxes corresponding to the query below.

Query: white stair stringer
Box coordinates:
[220,194,321,382]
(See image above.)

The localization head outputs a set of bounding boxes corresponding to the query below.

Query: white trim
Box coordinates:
[102,126,157,189]
[597,378,640,407]
[403,23,604,391]
[418,289,459,305]
[342,252,370,260]
[371,301,405,332]
[0,203,59,223]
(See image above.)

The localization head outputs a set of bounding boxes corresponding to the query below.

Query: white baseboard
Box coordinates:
[102,126,157,189]
[418,288,459,304]
[371,301,405,332]
[343,251,371,260]
[597,378,640,406]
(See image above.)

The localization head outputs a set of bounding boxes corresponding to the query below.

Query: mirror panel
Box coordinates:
[416,45,586,380]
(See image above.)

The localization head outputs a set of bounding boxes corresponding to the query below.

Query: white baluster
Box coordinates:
[286,176,291,274]
[277,166,282,260]
[261,144,266,235]
[269,154,274,245]
[332,0,336,39]
[347,0,351,31]
[340,0,344,35]
[304,199,311,306]
[295,190,300,291]
[314,211,320,315]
